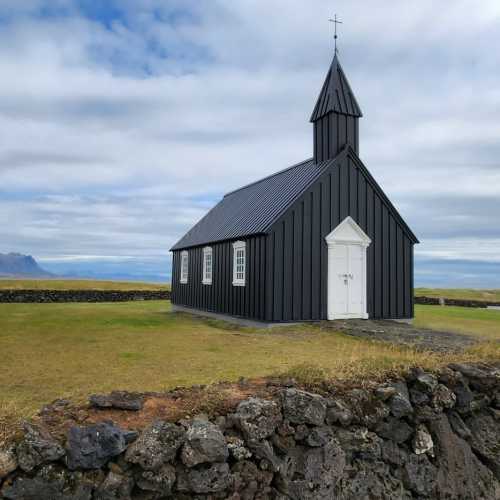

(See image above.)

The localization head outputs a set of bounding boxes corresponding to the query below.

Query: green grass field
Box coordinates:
[415,304,500,341]
[0,279,169,291]
[0,299,499,424]
[415,287,500,302]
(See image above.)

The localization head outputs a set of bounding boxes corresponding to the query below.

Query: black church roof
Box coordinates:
[170,157,333,250]
[310,55,362,121]
[171,145,418,251]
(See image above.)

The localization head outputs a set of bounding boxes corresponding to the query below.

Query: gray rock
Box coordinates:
[281,389,327,426]
[0,446,17,479]
[412,424,434,455]
[448,362,491,379]
[16,422,65,472]
[346,389,390,428]
[336,427,382,461]
[392,381,411,401]
[429,413,498,498]
[66,422,129,470]
[449,363,500,391]
[402,453,437,496]
[246,439,282,473]
[179,462,231,494]
[234,397,282,440]
[230,460,274,498]
[409,388,429,405]
[335,460,410,500]
[89,391,144,411]
[414,371,439,393]
[387,380,413,419]
[276,440,346,499]
[271,433,296,454]
[125,420,184,470]
[431,384,456,410]
[374,385,397,401]
[466,412,500,478]
[293,424,309,441]
[181,419,228,467]
[276,420,295,437]
[305,426,334,447]
[413,404,441,423]
[381,439,408,466]
[493,391,500,409]
[1,464,95,500]
[227,437,252,461]
[471,394,492,412]
[452,379,474,412]
[326,399,353,427]
[389,394,413,418]
[375,417,413,444]
[136,464,176,495]
[448,411,472,440]
[94,471,134,500]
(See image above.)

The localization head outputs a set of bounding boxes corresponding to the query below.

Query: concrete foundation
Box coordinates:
[170,304,300,328]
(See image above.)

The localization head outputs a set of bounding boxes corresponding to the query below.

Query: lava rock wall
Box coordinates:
[0,290,170,303]
[1,363,499,499]
[415,296,500,308]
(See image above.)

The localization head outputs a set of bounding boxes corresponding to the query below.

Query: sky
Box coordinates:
[0,0,499,286]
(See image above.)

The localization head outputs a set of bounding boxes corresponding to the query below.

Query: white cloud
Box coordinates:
[0,0,499,284]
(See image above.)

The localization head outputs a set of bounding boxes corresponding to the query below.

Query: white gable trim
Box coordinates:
[325,216,371,248]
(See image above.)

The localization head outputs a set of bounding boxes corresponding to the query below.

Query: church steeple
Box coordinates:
[310,55,362,163]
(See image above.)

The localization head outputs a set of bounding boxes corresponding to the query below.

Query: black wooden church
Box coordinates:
[171,53,418,323]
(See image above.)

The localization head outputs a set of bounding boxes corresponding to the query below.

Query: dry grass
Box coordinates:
[0,279,169,291]
[1,300,499,428]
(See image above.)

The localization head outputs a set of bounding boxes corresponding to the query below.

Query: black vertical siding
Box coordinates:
[171,235,267,321]
[171,151,415,322]
[314,112,359,163]
[265,151,415,321]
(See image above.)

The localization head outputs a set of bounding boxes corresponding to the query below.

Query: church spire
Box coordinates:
[310,55,362,122]
[311,54,362,163]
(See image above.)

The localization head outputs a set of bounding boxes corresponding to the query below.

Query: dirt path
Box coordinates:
[321,319,478,352]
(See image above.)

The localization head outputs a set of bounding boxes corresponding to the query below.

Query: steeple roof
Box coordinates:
[310,55,362,122]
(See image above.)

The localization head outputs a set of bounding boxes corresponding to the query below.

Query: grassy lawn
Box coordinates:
[0,301,498,423]
[415,304,500,341]
[0,279,169,291]
[415,287,500,302]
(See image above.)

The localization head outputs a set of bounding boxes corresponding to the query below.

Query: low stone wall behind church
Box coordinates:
[415,295,500,308]
[0,289,171,303]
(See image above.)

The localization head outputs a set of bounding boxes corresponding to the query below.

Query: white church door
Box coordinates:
[326,217,371,320]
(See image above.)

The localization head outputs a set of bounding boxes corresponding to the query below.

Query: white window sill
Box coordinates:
[202,280,212,285]
[232,281,245,287]
[180,280,188,284]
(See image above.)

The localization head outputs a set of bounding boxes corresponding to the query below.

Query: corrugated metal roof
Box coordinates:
[310,55,362,121]
[171,157,332,250]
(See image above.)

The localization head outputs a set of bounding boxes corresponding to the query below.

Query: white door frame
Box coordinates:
[326,216,371,320]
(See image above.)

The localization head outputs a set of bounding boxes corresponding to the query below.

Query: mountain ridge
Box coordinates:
[0,252,54,277]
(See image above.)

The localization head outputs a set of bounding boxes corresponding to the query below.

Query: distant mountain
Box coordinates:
[0,253,54,277]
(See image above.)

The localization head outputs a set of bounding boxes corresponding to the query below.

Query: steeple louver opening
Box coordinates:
[311,55,362,163]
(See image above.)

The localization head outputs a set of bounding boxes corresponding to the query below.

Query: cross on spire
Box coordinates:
[328,14,342,55]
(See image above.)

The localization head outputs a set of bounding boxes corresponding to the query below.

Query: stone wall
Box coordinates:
[1,363,499,499]
[415,295,500,308]
[0,290,171,303]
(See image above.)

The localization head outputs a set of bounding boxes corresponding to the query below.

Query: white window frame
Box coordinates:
[232,240,246,287]
[202,246,213,285]
[180,250,189,284]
